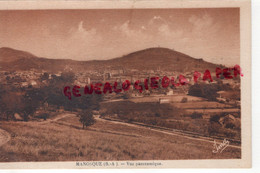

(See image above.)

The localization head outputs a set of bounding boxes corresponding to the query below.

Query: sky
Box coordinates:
[0,8,240,66]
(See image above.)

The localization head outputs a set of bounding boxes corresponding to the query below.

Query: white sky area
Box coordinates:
[0,9,240,66]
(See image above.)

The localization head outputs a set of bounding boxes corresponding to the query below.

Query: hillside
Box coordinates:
[0,47,222,73]
[0,47,36,62]
[106,47,219,72]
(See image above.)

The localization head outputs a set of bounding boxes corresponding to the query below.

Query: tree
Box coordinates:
[39,71,76,110]
[73,94,103,128]
[0,92,23,120]
[79,110,95,129]
[21,88,43,121]
[123,92,131,99]
[188,83,219,101]
[40,72,49,81]
[0,84,42,121]
[60,72,75,84]
[181,97,188,103]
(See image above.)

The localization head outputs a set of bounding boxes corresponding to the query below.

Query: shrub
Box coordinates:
[190,112,202,119]
[188,83,219,101]
[210,114,221,123]
[181,97,188,103]
[155,112,161,117]
[208,122,221,136]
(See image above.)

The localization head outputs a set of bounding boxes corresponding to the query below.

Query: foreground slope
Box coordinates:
[0,113,240,161]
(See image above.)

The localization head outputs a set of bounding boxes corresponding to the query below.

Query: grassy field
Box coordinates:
[0,113,241,162]
[171,101,233,109]
[171,101,240,114]
[129,94,205,103]
[184,108,240,114]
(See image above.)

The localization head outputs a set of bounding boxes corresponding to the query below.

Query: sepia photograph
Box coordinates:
[0,0,251,169]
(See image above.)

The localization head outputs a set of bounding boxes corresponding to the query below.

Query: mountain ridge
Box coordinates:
[0,47,223,73]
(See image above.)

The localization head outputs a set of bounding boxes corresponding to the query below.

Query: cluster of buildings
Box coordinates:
[0,70,41,88]
[0,67,241,101]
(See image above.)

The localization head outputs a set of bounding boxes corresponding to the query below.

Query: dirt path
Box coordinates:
[40,113,76,124]
[51,113,75,122]
[95,116,241,150]
[0,128,11,147]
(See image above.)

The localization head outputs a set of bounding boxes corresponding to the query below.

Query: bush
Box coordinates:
[225,122,235,129]
[122,92,131,99]
[190,112,202,119]
[210,114,221,123]
[208,122,222,136]
[188,83,219,101]
[181,97,188,103]
[155,112,161,117]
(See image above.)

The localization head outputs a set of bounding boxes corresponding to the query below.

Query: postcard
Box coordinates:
[0,0,251,169]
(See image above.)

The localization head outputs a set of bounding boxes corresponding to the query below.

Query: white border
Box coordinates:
[0,0,254,171]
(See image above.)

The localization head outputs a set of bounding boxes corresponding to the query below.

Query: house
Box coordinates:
[159,98,170,104]
[166,90,174,95]
[202,114,211,119]
[14,113,23,121]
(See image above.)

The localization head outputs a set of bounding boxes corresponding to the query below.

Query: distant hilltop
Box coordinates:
[0,47,36,63]
[0,47,224,73]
